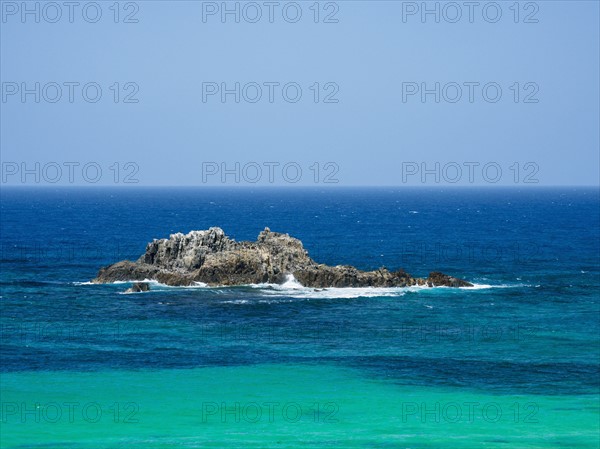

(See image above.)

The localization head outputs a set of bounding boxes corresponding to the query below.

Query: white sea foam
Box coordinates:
[246,274,413,299]
[463,282,534,290]
[265,285,408,299]
[77,279,209,289]
[280,274,305,289]
[79,274,533,299]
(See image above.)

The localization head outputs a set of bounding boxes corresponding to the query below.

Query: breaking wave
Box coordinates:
[75,274,535,299]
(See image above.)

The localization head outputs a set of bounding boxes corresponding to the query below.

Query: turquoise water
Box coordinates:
[2,365,598,448]
[1,187,599,447]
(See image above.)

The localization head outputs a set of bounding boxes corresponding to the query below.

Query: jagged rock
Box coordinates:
[125,282,151,293]
[93,227,473,288]
[425,272,472,288]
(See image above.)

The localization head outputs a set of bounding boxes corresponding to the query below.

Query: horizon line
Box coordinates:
[1,184,599,189]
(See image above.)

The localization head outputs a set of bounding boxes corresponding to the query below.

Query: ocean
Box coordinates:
[1,187,599,448]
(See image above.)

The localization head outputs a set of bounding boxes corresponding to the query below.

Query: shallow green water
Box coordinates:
[2,364,598,448]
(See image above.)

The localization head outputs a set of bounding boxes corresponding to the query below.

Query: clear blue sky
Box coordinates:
[1,1,598,186]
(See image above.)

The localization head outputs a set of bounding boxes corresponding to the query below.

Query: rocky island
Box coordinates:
[94,227,473,289]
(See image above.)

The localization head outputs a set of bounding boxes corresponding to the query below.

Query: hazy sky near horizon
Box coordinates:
[1,1,599,186]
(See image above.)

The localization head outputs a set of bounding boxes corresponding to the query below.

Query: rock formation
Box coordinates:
[124,282,151,293]
[93,227,473,288]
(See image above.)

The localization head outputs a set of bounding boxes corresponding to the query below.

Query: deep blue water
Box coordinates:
[1,187,599,396]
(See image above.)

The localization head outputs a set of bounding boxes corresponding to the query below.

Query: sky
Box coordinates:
[1,0,599,186]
